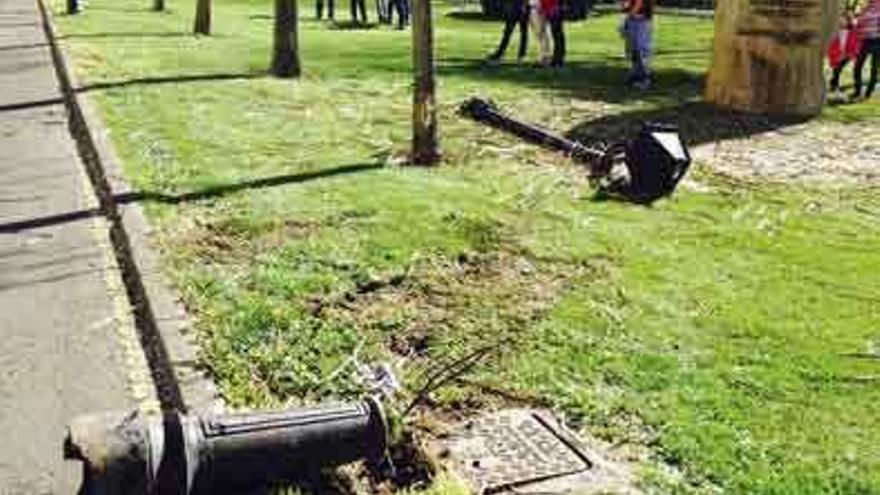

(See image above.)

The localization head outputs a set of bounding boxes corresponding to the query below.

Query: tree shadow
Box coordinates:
[445,11,498,22]
[0,97,64,113]
[0,41,49,52]
[78,72,264,92]
[0,163,383,233]
[0,72,264,113]
[565,101,811,148]
[439,56,704,104]
[329,20,379,30]
[71,5,163,13]
[58,31,191,40]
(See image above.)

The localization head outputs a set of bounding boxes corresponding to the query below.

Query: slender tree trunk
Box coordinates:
[154,0,164,11]
[410,0,438,165]
[706,0,841,116]
[193,0,211,35]
[271,0,301,78]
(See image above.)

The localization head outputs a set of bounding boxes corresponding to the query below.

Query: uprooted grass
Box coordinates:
[55,0,880,492]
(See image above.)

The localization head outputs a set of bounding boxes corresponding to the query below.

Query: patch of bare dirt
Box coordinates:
[311,251,588,365]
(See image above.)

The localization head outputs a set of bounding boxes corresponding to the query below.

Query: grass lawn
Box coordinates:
[54,0,880,493]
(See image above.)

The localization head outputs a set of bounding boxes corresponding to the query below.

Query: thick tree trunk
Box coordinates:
[193,0,211,35]
[706,0,841,116]
[271,0,301,78]
[410,0,439,165]
[154,0,164,11]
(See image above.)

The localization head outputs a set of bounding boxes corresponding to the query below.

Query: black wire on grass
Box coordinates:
[402,344,497,418]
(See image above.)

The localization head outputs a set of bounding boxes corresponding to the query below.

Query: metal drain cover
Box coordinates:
[441,410,591,493]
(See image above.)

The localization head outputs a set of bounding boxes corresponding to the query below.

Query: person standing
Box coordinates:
[387,0,409,28]
[827,12,862,97]
[529,0,552,66]
[486,0,529,63]
[541,0,565,67]
[621,0,654,89]
[376,0,389,24]
[351,0,368,24]
[852,0,880,99]
[317,0,335,20]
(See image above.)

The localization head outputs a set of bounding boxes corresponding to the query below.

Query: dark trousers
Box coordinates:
[317,0,335,19]
[491,1,528,60]
[350,0,367,23]
[830,59,850,92]
[376,0,388,22]
[853,38,880,98]
[548,13,565,66]
[388,0,408,27]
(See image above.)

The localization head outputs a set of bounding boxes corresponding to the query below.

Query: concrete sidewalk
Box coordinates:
[0,0,153,492]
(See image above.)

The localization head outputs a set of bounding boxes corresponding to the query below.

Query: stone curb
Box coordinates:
[36,0,222,414]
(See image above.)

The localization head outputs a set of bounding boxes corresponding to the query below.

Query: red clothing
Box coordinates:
[827,29,863,68]
[539,0,559,18]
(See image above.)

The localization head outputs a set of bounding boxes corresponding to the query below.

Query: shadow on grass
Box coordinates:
[0,163,383,233]
[565,101,811,147]
[439,56,704,104]
[115,163,382,205]
[0,72,264,113]
[58,31,190,40]
[78,72,264,92]
[0,41,49,52]
[445,10,499,22]
[329,20,379,30]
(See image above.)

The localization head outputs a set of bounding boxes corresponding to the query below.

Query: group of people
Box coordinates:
[316,0,410,28]
[487,0,655,88]
[828,0,880,100]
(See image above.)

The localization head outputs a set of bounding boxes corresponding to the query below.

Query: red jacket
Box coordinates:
[539,0,559,18]
[827,29,862,68]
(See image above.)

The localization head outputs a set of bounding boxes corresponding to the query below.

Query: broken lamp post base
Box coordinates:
[459,98,691,204]
[65,399,388,495]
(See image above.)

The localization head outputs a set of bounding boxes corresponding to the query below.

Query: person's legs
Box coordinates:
[628,18,650,86]
[317,0,324,19]
[376,0,388,24]
[549,13,565,66]
[852,43,870,98]
[530,7,551,64]
[516,5,529,61]
[360,0,368,23]
[391,0,406,28]
[385,0,395,25]
[401,0,409,26]
[490,9,520,59]
[866,39,880,98]
[830,60,848,92]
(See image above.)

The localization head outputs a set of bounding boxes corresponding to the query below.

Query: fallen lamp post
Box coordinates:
[64,399,388,495]
[459,97,691,204]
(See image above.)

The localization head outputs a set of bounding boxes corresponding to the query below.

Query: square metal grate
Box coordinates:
[443,410,591,494]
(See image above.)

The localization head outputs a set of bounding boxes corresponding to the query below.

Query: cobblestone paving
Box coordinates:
[692,119,880,184]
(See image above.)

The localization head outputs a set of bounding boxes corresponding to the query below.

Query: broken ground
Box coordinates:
[55,0,880,493]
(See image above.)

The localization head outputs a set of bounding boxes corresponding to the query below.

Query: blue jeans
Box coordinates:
[624,16,652,81]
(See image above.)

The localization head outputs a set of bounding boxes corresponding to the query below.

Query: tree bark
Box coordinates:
[154,0,164,11]
[271,0,301,78]
[706,0,841,116]
[193,0,211,35]
[410,0,439,165]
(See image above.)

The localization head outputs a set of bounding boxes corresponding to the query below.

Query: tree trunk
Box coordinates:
[706,0,841,116]
[193,0,211,35]
[410,0,439,165]
[271,0,301,78]
[154,0,164,11]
